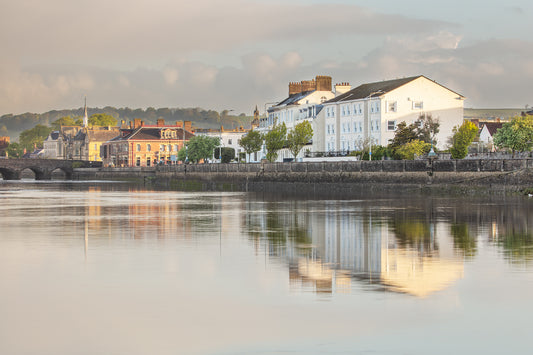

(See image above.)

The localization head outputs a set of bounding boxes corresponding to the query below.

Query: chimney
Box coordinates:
[184,121,192,132]
[301,79,316,92]
[316,76,332,91]
[176,121,183,128]
[334,82,351,96]
[157,119,165,126]
[289,82,302,96]
[133,119,143,129]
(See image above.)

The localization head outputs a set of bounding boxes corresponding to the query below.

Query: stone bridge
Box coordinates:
[0,158,101,180]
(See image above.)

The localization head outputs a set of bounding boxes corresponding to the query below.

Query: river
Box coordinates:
[1,180,532,354]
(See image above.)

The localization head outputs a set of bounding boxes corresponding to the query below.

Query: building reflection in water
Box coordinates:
[245,199,472,297]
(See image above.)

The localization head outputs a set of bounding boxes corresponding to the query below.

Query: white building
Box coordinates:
[259,76,351,162]
[194,126,249,162]
[315,75,465,153]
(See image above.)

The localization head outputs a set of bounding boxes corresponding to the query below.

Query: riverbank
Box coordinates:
[72,159,533,197]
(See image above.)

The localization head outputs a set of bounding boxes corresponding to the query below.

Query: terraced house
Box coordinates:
[316,75,465,153]
[101,119,194,167]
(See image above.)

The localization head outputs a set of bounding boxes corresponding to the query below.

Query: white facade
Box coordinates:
[195,128,248,161]
[316,76,465,153]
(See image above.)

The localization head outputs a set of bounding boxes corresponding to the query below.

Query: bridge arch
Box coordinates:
[50,166,73,180]
[20,166,49,180]
[0,167,19,180]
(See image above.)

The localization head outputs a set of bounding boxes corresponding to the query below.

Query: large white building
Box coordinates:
[315,75,465,153]
[259,76,351,161]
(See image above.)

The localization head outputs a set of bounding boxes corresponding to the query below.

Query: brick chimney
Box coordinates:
[316,76,332,91]
[184,121,192,132]
[132,119,143,129]
[289,82,302,96]
[157,119,165,126]
[301,79,316,92]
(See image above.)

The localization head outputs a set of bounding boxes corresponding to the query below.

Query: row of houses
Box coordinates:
[255,75,466,161]
[41,74,470,165]
[43,118,254,167]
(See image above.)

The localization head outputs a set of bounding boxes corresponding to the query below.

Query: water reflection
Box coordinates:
[244,195,533,297]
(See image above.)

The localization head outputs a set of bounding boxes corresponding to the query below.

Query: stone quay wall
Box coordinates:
[74,159,533,196]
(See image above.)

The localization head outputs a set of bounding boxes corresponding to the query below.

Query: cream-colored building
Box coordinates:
[259,76,351,162]
[315,75,465,153]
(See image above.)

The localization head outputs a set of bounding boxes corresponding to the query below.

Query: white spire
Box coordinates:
[83,96,88,127]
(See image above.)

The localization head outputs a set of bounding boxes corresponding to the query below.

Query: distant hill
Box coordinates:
[464,108,526,121]
[0,107,253,141]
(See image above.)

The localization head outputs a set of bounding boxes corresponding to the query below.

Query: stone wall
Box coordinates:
[73,159,533,195]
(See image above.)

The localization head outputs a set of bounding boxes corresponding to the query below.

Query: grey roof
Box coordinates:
[325,75,464,103]
[269,90,316,111]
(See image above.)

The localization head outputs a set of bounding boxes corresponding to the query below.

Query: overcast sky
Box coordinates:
[1,0,532,116]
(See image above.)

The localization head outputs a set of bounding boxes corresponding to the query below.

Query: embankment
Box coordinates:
[73,159,533,196]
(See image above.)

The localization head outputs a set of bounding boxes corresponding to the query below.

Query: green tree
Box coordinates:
[286,121,313,159]
[88,113,117,127]
[6,142,24,158]
[389,121,418,148]
[389,121,418,159]
[416,113,440,144]
[51,116,82,130]
[395,139,431,160]
[19,124,52,151]
[450,121,478,159]
[264,123,287,162]
[238,130,263,162]
[186,135,219,163]
[177,147,187,162]
[493,115,533,156]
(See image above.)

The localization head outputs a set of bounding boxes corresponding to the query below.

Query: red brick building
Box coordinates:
[101,119,194,167]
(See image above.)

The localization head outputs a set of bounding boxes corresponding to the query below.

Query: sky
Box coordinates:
[1,0,532,116]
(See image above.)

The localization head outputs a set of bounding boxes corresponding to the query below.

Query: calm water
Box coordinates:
[1,180,533,355]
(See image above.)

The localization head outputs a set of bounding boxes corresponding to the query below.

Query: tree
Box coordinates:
[186,135,219,163]
[389,121,418,149]
[238,130,263,162]
[416,113,440,144]
[493,115,533,156]
[88,113,117,127]
[264,123,287,162]
[177,147,187,162]
[19,124,52,151]
[394,139,431,160]
[450,120,478,159]
[6,142,24,158]
[286,121,313,159]
[51,116,82,130]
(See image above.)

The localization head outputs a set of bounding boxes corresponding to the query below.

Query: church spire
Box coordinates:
[83,96,88,127]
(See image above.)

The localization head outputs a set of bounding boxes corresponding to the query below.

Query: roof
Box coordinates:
[109,126,195,142]
[87,130,120,142]
[270,90,316,110]
[326,75,464,103]
[480,122,503,136]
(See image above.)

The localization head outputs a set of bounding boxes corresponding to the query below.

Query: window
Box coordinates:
[136,157,141,166]
[388,120,397,131]
[94,144,97,150]
[146,157,151,166]
[173,144,178,152]
[413,101,423,110]
[321,96,327,103]
[160,145,164,152]
[147,144,151,152]
[136,144,141,152]
[387,101,397,112]
[228,139,232,145]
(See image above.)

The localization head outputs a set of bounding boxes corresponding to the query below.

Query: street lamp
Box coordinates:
[366,90,383,161]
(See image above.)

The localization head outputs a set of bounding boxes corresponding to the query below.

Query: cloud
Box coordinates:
[0,0,452,64]
[2,27,533,116]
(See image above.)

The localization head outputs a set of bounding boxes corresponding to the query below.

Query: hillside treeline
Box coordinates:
[0,107,252,139]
